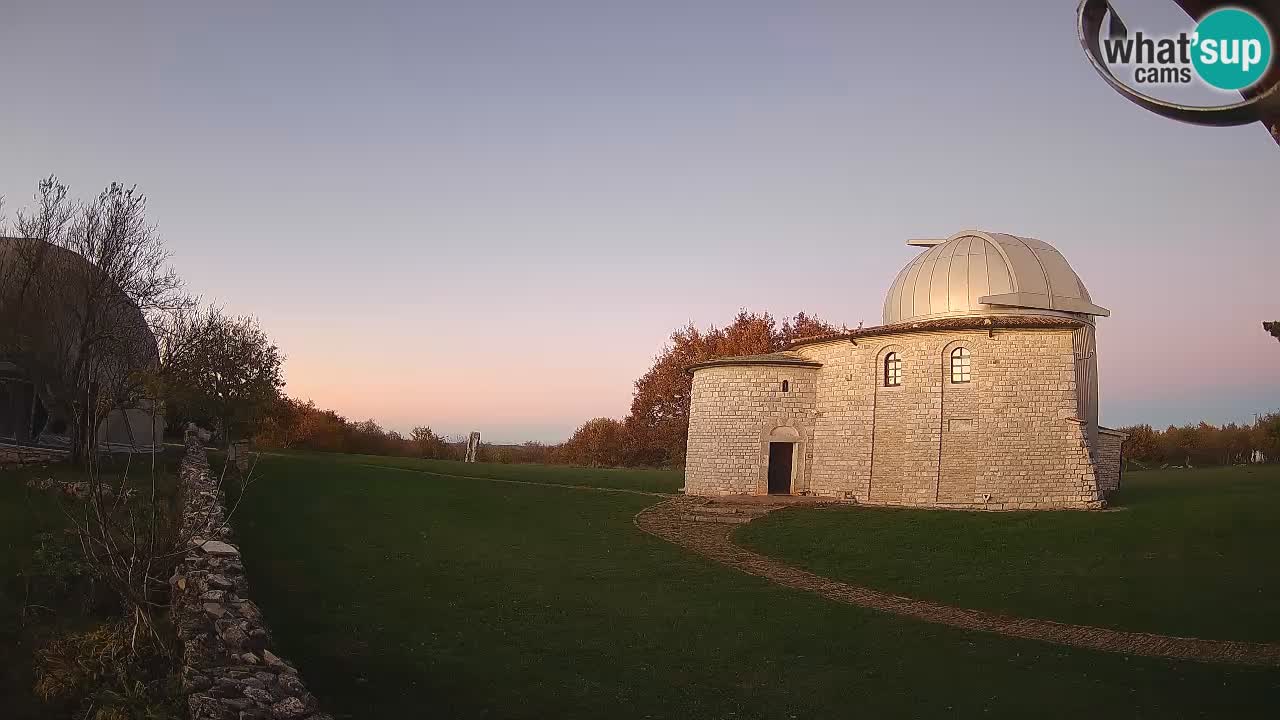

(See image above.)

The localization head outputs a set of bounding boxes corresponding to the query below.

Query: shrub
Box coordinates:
[34,621,181,720]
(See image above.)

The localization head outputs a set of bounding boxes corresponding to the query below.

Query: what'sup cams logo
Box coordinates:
[1100,6,1272,89]
[1078,1,1280,131]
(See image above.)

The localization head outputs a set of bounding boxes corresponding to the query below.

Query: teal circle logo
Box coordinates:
[1191,8,1272,90]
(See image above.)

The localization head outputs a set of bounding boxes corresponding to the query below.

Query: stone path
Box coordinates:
[635,496,1280,668]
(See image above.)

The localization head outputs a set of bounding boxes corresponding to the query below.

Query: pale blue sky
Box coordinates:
[2,0,1276,442]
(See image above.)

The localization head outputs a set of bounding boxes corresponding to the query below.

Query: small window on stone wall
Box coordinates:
[884,352,902,387]
[781,380,789,392]
[950,347,971,383]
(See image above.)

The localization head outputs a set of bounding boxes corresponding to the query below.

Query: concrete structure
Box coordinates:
[0,236,165,451]
[685,231,1126,510]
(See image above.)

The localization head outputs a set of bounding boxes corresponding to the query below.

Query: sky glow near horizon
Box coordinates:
[2,0,1277,443]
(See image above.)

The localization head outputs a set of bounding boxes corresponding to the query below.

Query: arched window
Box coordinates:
[950,347,971,383]
[781,380,789,393]
[884,352,902,387]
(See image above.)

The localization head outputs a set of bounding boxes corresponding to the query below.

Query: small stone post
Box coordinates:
[228,441,251,473]
[464,431,480,463]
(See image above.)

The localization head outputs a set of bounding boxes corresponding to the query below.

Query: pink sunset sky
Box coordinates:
[2,0,1277,443]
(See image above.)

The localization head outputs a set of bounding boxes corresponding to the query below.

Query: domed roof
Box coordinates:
[882,231,1109,326]
[0,236,158,372]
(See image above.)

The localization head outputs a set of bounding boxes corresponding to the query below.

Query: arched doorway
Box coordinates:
[767,426,801,495]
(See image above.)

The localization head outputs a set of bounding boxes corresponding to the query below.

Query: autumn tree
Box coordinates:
[251,395,309,448]
[157,305,284,447]
[285,401,349,452]
[1265,321,1280,342]
[410,426,451,459]
[1119,417,1278,467]
[1118,424,1158,467]
[1255,413,1280,461]
[559,417,628,467]
[623,310,839,467]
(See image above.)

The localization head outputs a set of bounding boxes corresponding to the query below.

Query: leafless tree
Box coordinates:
[0,177,209,659]
[2,176,190,463]
[56,423,262,655]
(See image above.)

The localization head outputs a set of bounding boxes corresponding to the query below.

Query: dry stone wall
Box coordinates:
[171,434,330,720]
[687,325,1119,510]
[0,444,67,468]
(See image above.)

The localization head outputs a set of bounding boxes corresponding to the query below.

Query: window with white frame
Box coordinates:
[884,352,902,387]
[950,347,971,383]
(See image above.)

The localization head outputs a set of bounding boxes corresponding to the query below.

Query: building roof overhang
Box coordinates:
[786,314,1085,350]
[686,351,823,375]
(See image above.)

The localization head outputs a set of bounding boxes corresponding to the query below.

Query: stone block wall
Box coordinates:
[938,339,980,505]
[801,341,875,500]
[959,329,1100,509]
[685,365,817,495]
[687,324,1111,509]
[1096,428,1126,496]
[171,434,331,720]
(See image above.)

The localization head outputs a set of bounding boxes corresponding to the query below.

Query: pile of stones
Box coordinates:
[25,476,134,500]
[170,432,330,720]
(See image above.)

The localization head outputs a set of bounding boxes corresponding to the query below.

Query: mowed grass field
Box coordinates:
[231,454,1280,719]
[271,449,683,494]
[739,465,1280,643]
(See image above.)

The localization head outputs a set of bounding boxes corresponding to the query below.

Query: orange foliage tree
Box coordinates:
[556,417,628,467]
[620,310,839,467]
[1118,415,1280,467]
[253,310,839,468]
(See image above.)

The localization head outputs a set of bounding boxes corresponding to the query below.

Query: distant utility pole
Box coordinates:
[464,431,480,463]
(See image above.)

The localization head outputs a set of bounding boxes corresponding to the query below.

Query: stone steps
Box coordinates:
[677,494,835,524]
[694,505,772,516]
[679,512,755,524]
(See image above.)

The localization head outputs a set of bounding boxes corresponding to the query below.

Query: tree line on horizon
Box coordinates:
[247,310,842,464]
[249,313,1280,470]
[1118,417,1280,469]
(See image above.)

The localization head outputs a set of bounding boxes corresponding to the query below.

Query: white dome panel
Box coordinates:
[882,231,1109,325]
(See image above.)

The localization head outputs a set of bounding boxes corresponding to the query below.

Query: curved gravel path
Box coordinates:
[635,496,1280,667]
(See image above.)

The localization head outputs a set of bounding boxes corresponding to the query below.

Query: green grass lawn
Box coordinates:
[230,454,1280,719]
[737,465,1280,643]
[267,450,686,494]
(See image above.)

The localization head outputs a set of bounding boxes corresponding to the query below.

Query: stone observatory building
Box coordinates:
[684,230,1126,510]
